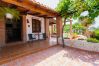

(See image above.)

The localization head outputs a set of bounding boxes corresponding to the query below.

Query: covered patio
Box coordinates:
[0,0,62,65]
[0,0,62,47]
[0,0,99,66]
[0,37,57,64]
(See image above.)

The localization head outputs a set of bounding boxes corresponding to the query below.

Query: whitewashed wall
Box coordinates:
[26,15,45,41]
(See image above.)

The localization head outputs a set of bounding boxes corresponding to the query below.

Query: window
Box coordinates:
[32,19,41,32]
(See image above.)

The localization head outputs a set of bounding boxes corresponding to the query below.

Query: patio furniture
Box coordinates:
[28,34,36,41]
[43,33,46,40]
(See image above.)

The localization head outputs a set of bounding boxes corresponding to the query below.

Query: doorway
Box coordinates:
[5,17,22,43]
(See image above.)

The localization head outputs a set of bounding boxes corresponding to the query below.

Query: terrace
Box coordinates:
[0,43,99,66]
[0,0,99,66]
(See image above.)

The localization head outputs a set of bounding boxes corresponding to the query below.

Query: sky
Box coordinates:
[36,0,59,9]
[36,0,99,28]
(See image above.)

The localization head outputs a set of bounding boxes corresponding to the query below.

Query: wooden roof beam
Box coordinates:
[38,15,47,17]
[2,0,58,17]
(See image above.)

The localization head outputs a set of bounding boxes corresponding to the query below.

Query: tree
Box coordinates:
[78,0,99,37]
[64,23,85,34]
[64,24,70,33]
[56,0,87,47]
[85,0,99,19]
[79,16,94,37]
[72,23,85,34]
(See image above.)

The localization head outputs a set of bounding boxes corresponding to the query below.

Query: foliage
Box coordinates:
[87,38,99,43]
[79,16,94,27]
[56,0,99,23]
[72,33,78,39]
[85,0,99,18]
[64,23,85,34]
[93,29,99,40]
[79,16,94,37]
[0,7,20,19]
[72,0,88,18]
[55,0,79,47]
[55,0,99,46]
[56,0,73,18]
[64,24,70,32]
[72,23,85,34]
[56,0,87,18]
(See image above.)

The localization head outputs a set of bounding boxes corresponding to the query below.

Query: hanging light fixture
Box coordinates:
[6,13,13,19]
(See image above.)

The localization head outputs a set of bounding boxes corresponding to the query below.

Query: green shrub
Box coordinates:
[87,38,99,43]
[94,29,99,40]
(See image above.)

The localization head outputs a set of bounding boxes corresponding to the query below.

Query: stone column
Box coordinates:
[22,15,27,42]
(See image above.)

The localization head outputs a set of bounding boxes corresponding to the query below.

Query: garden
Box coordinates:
[63,23,99,43]
[56,0,99,52]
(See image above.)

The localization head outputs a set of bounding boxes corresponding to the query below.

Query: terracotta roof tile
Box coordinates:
[29,0,58,14]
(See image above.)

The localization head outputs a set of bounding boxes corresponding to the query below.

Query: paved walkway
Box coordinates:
[1,45,99,66]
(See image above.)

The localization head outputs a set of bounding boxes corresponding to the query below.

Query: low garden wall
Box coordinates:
[59,38,99,52]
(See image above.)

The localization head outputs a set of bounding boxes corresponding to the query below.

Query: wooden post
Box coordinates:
[0,18,5,47]
[22,15,27,42]
[51,25,54,35]
[45,17,50,39]
[56,16,62,44]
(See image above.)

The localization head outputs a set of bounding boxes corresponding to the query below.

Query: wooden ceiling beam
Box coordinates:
[38,15,47,17]
[31,12,41,15]
[2,0,58,17]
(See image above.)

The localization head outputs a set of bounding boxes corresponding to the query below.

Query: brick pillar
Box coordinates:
[56,16,62,44]
[22,15,27,42]
[0,19,5,47]
[45,18,50,39]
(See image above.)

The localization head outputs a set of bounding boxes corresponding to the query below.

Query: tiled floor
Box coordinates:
[0,38,57,64]
[1,45,99,66]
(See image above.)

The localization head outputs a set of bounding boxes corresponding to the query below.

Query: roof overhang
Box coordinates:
[49,18,56,25]
[1,0,60,18]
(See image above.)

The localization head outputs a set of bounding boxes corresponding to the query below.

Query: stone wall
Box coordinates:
[59,38,99,52]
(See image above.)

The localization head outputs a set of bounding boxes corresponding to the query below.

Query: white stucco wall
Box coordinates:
[26,15,45,41]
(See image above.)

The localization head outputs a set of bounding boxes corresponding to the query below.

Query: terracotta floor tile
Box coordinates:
[0,38,99,66]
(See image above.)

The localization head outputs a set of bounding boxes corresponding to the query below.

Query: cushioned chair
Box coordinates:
[28,34,36,41]
[43,33,46,40]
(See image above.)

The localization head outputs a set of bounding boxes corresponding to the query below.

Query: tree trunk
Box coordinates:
[62,18,66,48]
[70,16,72,39]
[84,27,90,38]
